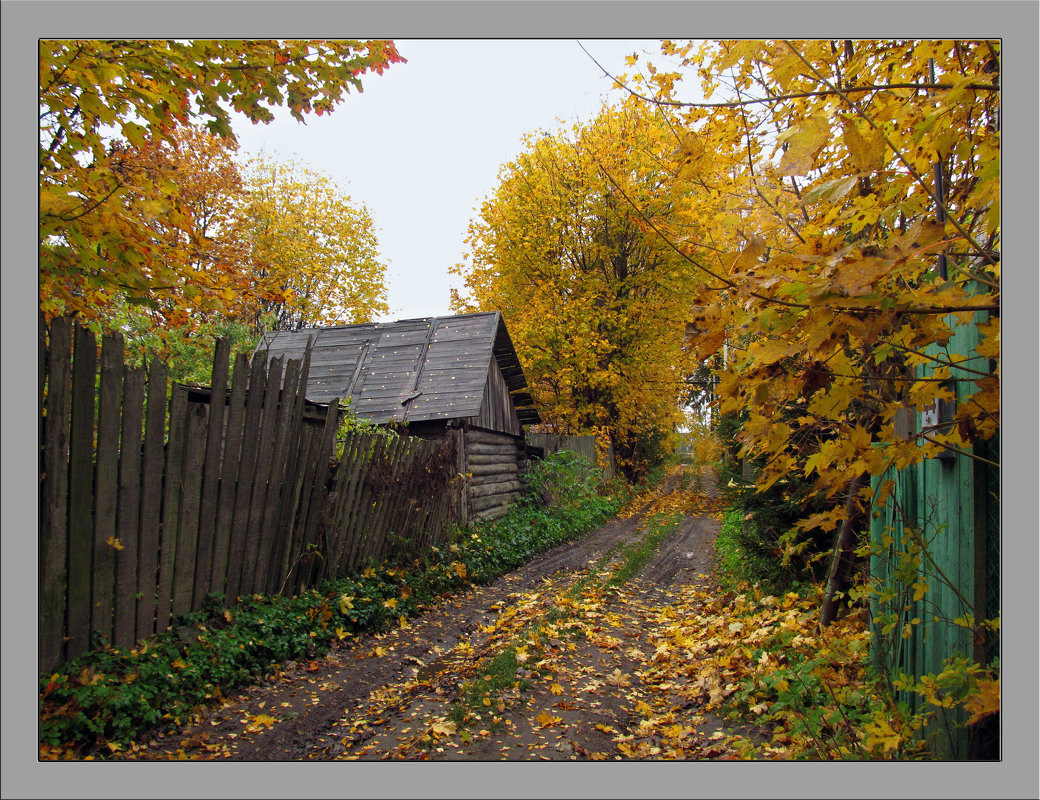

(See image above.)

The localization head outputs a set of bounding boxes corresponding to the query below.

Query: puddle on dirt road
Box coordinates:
[414,651,472,683]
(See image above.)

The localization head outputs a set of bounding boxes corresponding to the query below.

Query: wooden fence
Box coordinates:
[526,433,616,481]
[39,316,459,671]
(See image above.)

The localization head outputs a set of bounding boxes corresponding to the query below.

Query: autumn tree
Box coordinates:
[615,40,999,616]
[236,156,390,331]
[452,104,704,478]
[39,39,404,324]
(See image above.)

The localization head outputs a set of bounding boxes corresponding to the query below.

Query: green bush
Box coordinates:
[714,411,833,592]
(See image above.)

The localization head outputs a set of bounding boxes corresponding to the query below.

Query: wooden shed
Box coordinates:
[258,311,541,522]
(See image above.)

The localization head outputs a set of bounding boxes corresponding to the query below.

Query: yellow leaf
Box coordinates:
[777,116,831,176]
[536,711,562,728]
[606,668,632,687]
[453,562,467,580]
[245,713,277,732]
[550,683,564,695]
[842,119,887,172]
[863,717,902,754]
[105,535,124,551]
[964,678,999,726]
[430,720,457,736]
[171,657,187,669]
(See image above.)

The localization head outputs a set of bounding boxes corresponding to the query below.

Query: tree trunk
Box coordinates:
[820,471,870,627]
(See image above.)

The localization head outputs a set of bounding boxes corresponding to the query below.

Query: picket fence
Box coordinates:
[38,316,459,671]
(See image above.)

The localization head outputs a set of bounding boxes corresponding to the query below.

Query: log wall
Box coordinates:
[464,426,522,521]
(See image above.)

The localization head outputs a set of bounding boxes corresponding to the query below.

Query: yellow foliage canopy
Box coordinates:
[452,105,706,476]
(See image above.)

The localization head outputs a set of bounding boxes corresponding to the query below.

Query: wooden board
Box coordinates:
[39,316,72,670]
[113,365,143,648]
[66,324,97,655]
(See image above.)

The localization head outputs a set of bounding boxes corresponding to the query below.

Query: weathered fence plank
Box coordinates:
[225,353,267,601]
[210,352,250,593]
[254,358,300,595]
[192,338,230,608]
[334,434,374,575]
[156,385,188,632]
[66,324,97,656]
[270,349,312,594]
[296,402,341,592]
[40,316,72,671]
[114,365,144,648]
[136,358,168,639]
[242,357,284,595]
[317,434,357,585]
[91,332,124,641]
[171,402,208,619]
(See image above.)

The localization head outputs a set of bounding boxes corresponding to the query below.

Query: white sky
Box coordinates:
[230,39,677,322]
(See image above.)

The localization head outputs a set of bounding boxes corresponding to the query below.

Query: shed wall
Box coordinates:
[469,355,522,436]
[464,427,522,521]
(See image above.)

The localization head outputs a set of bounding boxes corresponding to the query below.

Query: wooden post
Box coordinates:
[91,332,124,642]
[156,385,188,632]
[170,402,207,619]
[192,338,230,608]
[209,353,250,594]
[136,358,168,639]
[255,358,300,595]
[225,352,267,601]
[40,316,72,670]
[66,324,97,656]
[241,357,284,595]
[113,365,144,648]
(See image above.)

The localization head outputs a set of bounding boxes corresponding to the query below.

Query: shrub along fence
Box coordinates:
[527,433,615,481]
[38,316,459,672]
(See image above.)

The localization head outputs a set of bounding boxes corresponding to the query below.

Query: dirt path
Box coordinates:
[130,467,766,761]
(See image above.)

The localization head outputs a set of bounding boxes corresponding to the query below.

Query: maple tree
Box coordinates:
[39,39,404,323]
[604,39,999,618]
[452,104,705,478]
[235,156,390,331]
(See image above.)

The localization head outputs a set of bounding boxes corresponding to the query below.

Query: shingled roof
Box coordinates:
[257,311,540,426]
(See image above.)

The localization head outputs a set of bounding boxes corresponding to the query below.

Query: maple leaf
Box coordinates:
[606,669,632,687]
[536,711,563,728]
[429,720,457,737]
[549,683,564,695]
[244,713,277,733]
[862,717,902,755]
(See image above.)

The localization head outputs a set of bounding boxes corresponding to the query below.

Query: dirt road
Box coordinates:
[130,467,765,761]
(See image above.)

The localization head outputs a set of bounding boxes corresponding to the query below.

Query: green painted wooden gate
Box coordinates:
[868,308,999,759]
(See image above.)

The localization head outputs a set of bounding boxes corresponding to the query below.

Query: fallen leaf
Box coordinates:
[536,711,562,728]
[606,669,632,687]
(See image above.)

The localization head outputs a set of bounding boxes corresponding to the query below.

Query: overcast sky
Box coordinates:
[231,39,680,322]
